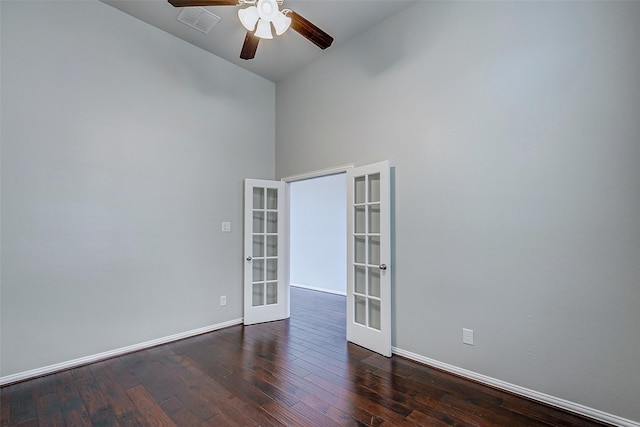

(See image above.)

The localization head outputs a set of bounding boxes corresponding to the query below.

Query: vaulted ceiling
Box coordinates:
[100,0,416,82]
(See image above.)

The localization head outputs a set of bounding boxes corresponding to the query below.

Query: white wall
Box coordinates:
[276,1,640,423]
[290,174,346,295]
[1,0,274,377]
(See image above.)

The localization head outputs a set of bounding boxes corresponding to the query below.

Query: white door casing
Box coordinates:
[244,179,289,325]
[346,161,392,357]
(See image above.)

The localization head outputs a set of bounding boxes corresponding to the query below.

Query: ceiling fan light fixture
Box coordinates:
[257,0,278,21]
[238,6,259,31]
[254,18,273,39]
[272,11,291,36]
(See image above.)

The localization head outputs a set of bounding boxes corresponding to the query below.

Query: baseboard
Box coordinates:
[290,283,346,296]
[0,318,244,387]
[392,347,639,427]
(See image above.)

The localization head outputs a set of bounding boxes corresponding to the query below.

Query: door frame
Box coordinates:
[282,164,355,307]
[281,163,395,349]
[250,162,393,353]
[281,164,355,184]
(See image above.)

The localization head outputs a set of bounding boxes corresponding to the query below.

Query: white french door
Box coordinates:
[346,161,392,357]
[243,179,289,325]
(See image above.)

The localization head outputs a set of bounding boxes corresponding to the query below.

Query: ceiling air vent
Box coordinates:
[177,7,221,34]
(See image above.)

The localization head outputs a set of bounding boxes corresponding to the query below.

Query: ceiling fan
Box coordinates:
[168,0,334,60]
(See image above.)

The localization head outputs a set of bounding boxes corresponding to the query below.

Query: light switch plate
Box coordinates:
[221,222,231,232]
[463,328,474,345]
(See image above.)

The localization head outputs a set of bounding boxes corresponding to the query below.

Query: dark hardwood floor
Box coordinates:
[1,287,610,426]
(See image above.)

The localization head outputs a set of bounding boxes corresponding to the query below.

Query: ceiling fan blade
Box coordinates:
[288,10,333,50]
[168,0,238,7]
[240,31,260,60]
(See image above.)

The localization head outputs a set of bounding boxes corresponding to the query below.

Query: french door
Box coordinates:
[346,161,391,357]
[243,164,391,357]
[243,179,288,325]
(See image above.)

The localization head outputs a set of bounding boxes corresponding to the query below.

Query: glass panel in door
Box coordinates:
[251,186,278,308]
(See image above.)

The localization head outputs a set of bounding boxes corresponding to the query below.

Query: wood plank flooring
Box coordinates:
[1,287,611,426]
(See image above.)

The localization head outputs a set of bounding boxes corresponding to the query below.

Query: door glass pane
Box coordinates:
[266,259,277,281]
[368,236,380,265]
[252,235,264,257]
[354,266,366,294]
[354,176,365,204]
[266,212,278,233]
[252,283,264,307]
[355,296,366,326]
[266,235,277,256]
[252,259,264,282]
[354,206,366,234]
[368,204,380,234]
[267,188,278,210]
[354,236,366,264]
[253,187,265,209]
[253,211,264,233]
[266,282,278,304]
[368,173,380,203]
[368,298,381,330]
[368,267,380,298]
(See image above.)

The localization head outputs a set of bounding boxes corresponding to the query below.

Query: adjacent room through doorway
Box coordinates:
[289,173,347,296]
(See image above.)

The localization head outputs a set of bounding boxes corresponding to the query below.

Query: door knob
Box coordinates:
[379,264,387,270]
[246,256,252,261]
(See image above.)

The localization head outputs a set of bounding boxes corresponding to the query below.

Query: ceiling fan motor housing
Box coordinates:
[257,0,277,20]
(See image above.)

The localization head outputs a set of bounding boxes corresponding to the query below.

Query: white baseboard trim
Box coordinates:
[0,318,244,387]
[291,283,347,296]
[392,347,638,427]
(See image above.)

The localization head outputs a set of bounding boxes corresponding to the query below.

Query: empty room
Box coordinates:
[1,0,639,426]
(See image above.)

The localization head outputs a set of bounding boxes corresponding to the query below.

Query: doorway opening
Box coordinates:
[289,173,347,296]
[245,161,391,356]
[288,173,348,344]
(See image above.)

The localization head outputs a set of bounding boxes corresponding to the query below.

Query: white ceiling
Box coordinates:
[100,0,416,82]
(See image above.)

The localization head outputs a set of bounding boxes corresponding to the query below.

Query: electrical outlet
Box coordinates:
[220,295,227,306]
[463,328,474,345]
[221,222,231,232]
